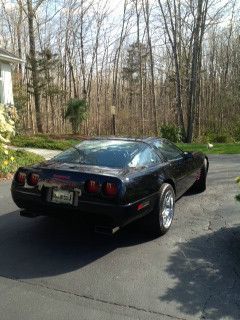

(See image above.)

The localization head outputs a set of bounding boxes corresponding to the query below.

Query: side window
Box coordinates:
[128,147,160,168]
[54,148,80,163]
[153,140,183,161]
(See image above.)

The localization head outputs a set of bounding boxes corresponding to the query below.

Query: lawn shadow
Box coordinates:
[160,225,240,319]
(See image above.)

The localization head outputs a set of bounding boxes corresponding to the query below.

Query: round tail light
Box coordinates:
[28,173,39,186]
[86,180,100,193]
[103,182,118,197]
[16,172,26,185]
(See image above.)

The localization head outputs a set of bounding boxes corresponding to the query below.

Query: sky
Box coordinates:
[2,0,239,18]
[1,0,239,35]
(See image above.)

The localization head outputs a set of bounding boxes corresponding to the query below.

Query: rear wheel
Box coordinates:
[146,183,175,237]
[192,158,208,193]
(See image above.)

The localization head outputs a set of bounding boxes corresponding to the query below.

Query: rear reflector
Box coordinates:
[86,180,100,193]
[103,182,118,197]
[16,172,26,185]
[27,173,39,186]
[137,201,150,211]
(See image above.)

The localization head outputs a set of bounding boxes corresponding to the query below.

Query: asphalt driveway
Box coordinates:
[0,155,240,320]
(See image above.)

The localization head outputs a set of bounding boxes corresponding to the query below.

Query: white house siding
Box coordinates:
[0,70,3,103]
[0,62,14,105]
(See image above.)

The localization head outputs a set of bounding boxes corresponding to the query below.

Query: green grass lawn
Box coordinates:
[10,135,240,154]
[0,149,44,178]
[177,143,240,154]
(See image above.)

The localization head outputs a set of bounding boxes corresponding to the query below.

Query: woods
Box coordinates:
[0,0,240,142]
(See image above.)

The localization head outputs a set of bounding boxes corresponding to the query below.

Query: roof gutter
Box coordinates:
[0,54,24,64]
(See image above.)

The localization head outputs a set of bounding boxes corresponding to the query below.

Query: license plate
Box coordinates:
[51,189,74,205]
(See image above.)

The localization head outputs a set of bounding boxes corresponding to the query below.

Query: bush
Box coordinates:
[211,134,229,143]
[202,131,231,143]
[231,124,240,142]
[0,104,19,177]
[0,148,44,178]
[0,104,18,143]
[65,99,88,134]
[160,124,181,143]
[11,135,78,150]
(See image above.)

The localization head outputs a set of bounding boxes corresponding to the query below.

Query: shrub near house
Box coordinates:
[0,104,17,143]
[0,104,44,178]
[0,104,17,175]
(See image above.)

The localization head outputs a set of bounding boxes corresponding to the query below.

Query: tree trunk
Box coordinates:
[186,0,205,142]
[26,0,43,132]
[143,0,158,135]
[158,0,186,140]
[135,1,144,136]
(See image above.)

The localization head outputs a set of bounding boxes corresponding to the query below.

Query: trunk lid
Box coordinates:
[29,160,130,202]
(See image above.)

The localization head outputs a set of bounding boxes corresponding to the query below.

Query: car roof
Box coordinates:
[86,136,162,145]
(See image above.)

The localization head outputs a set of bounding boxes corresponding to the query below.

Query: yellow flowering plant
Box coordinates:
[0,146,15,175]
[0,103,18,143]
[0,104,18,177]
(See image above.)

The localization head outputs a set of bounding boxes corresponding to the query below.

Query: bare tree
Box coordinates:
[0,0,238,139]
[142,0,158,135]
[16,0,46,132]
[157,0,186,140]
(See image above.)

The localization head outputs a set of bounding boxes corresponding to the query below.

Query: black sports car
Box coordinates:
[11,137,208,236]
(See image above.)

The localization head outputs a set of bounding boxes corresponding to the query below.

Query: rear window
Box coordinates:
[53,140,146,168]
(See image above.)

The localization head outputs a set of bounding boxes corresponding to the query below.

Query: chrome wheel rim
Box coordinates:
[162,190,174,229]
[204,158,208,170]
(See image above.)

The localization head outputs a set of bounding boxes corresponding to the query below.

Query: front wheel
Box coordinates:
[147,183,175,237]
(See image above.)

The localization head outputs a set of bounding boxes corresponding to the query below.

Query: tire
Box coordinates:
[146,183,175,237]
[192,158,208,193]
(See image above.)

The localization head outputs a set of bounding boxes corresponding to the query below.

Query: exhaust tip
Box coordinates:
[94,225,120,235]
[20,210,39,218]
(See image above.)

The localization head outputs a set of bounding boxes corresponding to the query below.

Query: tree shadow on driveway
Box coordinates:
[159,225,240,319]
[0,210,153,280]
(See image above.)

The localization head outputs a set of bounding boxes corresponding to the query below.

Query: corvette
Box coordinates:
[11,137,208,236]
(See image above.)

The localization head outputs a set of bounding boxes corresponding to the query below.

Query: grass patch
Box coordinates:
[0,149,44,178]
[177,143,240,154]
[11,135,79,151]
[10,135,240,154]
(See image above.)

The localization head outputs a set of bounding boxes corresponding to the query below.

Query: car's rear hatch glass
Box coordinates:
[52,140,145,169]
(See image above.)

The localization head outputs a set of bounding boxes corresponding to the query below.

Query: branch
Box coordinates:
[16,0,27,16]
[34,0,45,12]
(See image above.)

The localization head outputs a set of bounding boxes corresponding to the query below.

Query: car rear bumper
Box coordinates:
[11,188,157,227]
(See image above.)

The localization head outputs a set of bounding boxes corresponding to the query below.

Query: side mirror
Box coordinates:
[183,151,193,159]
